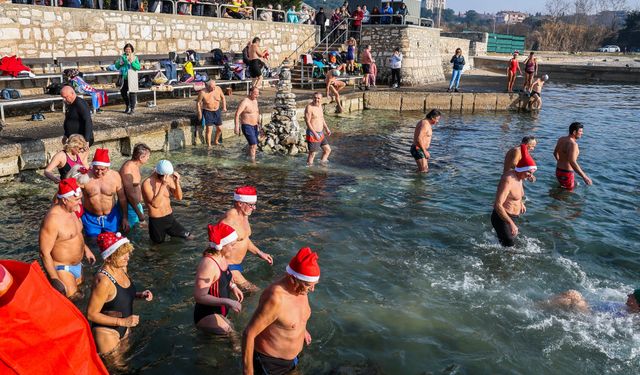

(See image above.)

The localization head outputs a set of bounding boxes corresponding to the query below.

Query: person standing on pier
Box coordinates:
[522,52,538,92]
[197,79,227,147]
[82,148,129,237]
[448,48,465,93]
[410,109,441,173]
[235,87,261,162]
[119,143,151,229]
[506,51,521,93]
[553,122,592,190]
[61,86,94,146]
[491,145,537,247]
[242,247,320,375]
[305,92,332,166]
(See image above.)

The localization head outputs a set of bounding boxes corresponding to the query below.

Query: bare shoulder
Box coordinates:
[221,208,239,225]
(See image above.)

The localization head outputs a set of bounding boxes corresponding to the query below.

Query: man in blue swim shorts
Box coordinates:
[40,178,96,298]
[197,80,227,147]
[81,148,129,237]
[235,87,261,162]
[220,186,273,292]
[119,143,151,229]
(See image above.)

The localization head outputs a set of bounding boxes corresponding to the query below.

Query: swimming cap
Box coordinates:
[543,74,549,81]
[332,69,341,77]
[633,289,640,302]
[156,159,174,176]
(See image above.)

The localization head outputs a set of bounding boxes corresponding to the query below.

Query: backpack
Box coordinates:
[46,83,63,95]
[1,89,21,100]
[211,48,225,65]
[242,46,250,65]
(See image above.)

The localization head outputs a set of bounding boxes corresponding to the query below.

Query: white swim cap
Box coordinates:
[332,69,341,77]
[543,74,549,81]
[156,159,174,176]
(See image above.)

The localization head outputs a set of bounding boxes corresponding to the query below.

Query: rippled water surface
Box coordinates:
[2,83,640,374]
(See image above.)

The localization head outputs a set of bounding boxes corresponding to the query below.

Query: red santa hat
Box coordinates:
[208,222,238,250]
[57,178,82,199]
[97,232,130,260]
[515,144,537,172]
[286,247,320,282]
[91,148,111,167]
[234,186,257,204]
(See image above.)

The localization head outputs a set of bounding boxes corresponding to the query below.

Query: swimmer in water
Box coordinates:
[503,136,537,182]
[527,74,548,110]
[545,289,640,315]
[492,144,537,247]
[305,92,332,166]
[553,122,592,190]
[410,109,441,173]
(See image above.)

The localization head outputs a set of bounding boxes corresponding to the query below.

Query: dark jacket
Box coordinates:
[63,96,94,145]
[450,55,465,71]
[315,11,327,27]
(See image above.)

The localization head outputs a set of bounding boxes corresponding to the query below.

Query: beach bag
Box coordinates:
[211,48,225,65]
[1,89,21,100]
[152,71,168,85]
[128,69,139,92]
[0,260,109,375]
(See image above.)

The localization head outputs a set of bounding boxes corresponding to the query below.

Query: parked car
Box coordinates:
[598,45,621,53]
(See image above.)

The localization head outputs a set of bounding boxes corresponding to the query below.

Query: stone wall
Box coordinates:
[361,25,444,86]
[440,31,488,43]
[0,4,316,64]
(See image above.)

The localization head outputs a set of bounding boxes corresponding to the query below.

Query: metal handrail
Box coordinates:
[174,0,217,15]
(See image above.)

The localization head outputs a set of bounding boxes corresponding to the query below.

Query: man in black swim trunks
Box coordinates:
[243,247,320,375]
[197,80,227,147]
[527,74,548,111]
[248,37,268,89]
[411,109,441,173]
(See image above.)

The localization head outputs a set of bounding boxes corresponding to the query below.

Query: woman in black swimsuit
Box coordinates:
[193,222,244,334]
[87,232,153,361]
[43,134,89,184]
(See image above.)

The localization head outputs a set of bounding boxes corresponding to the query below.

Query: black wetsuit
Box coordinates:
[63,96,94,146]
[193,255,232,324]
[491,209,516,247]
[92,269,136,338]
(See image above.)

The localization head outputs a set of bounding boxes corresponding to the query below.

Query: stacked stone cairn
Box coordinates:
[258,60,307,155]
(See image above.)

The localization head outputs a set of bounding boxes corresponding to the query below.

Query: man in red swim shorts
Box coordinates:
[553,122,593,190]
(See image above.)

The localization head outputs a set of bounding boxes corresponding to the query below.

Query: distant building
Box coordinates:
[496,11,527,25]
[422,0,445,11]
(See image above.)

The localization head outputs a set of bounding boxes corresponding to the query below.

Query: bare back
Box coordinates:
[503,146,522,173]
[83,170,122,215]
[305,104,325,133]
[220,208,252,264]
[413,119,432,149]
[254,279,310,360]
[119,160,143,204]
[554,136,578,171]
[40,205,85,264]
[238,97,260,125]
[531,79,544,94]
[248,43,263,60]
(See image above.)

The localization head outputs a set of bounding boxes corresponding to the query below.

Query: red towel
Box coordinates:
[0,56,31,78]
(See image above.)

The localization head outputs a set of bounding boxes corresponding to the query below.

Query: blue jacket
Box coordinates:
[450,55,465,71]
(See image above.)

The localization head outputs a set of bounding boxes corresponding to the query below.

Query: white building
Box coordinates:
[496,11,527,24]
[422,0,445,11]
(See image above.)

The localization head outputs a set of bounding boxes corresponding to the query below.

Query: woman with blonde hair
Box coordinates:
[346,37,357,74]
[87,232,153,362]
[44,134,89,184]
[193,222,244,334]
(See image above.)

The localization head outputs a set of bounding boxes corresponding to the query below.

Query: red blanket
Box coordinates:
[0,260,108,375]
[0,56,31,78]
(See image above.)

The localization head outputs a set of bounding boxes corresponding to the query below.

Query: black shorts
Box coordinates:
[148,213,189,244]
[491,209,515,247]
[362,63,371,74]
[249,59,263,78]
[253,351,298,375]
[307,137,328,153]
[203,108,222,126]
